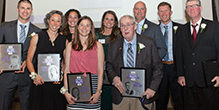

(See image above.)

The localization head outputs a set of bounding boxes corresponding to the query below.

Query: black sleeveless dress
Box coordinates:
[28,30,67,110]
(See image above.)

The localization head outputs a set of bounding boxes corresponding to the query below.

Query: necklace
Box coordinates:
[48,31,58,46]
[50,40,55,46]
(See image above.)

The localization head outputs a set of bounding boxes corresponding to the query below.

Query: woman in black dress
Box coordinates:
[26,10,66,110]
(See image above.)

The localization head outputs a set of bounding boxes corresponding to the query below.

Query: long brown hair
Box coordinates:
[61,9,81,36]
[99,10,121,41]
[72,16,96,51]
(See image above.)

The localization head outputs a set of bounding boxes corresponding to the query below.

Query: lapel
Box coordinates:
[135,35,140,67]
[118,39,124,67]
[184,22,193,48]
[193,18,207,48]
[172,22,178,51]
[140,19,149,35]
[10,20,18,42]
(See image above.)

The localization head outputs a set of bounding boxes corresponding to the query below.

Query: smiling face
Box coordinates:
[120,17,137,42]
[17,2,33,23]
[103,13,115,29]
[158,5,172,25]
[47,14,62,32]
[133,2,147,23]
[78,19,92,37]
[68,11,79,28]
[186,1,202,21]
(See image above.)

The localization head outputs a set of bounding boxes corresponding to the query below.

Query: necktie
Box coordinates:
[19,24,26,43]
[136,23,141,34]
[164,26,169,61]
[192,24,198,43]
[127,43,134,67]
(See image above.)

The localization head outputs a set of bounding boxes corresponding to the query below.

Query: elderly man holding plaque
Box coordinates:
[106,15,163,110]
[0,0,41,110]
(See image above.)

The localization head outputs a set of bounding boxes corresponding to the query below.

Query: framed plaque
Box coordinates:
[0,44,22,71]
[37,54,61,82]
[121,67,146,97]
[67,73,93,103]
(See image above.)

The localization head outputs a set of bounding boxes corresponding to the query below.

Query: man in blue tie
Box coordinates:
[133,1,167,59]
[0,0,41,109]
[106,15,163,110]
[156,2,183,110]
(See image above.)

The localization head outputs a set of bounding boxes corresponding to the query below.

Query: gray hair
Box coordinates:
[44,10,64,28]
[186,0,201,7]
[119,15,136,25]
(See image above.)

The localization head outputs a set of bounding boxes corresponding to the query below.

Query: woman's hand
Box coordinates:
[0,69,3,74]
[89,92,101,104]
[33,75,44,85]
[65,92,77,105]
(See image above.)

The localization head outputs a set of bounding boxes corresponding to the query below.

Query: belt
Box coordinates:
[162,61,174,64]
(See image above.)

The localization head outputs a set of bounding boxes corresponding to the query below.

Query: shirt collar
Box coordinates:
[160,21,173,29]
[18,19,30,27]
[137,18,146,26]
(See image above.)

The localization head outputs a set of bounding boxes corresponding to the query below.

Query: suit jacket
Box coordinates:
[175,18,219,87]
[141,18,167,59]
[106,34,163,104]
[0,20,41,86]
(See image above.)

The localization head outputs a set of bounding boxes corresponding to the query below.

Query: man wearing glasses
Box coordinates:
[175,0,219,109]
[106,15,162,110]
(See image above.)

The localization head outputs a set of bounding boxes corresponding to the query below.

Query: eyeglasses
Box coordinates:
[120,23,134,29]
[186,4,200,9]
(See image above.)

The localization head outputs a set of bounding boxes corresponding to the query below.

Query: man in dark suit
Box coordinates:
[0,0,41,110]
[133,1,167,59]
[175,0,219,109]
[156,2,183,110]
[106,15,163,110]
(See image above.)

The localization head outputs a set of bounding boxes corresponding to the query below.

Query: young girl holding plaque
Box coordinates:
[63,16,104,110]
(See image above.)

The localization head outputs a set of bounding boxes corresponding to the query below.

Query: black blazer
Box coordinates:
[0,20,41,85]
[175,18,219,87]
[106,34,163,104]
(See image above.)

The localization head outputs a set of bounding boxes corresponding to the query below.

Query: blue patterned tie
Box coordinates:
[127,43,134,67]
[19,24,26,43]
[136,23,141,34]
[164,26,169,61]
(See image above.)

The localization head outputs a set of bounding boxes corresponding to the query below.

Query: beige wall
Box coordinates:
[5,0,213,27]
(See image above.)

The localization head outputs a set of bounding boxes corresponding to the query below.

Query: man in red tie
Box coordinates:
[175,0,219,109]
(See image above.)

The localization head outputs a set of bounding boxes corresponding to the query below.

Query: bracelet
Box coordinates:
[29,72,37,80]
[96,89,102,94]
[60,86,68,95]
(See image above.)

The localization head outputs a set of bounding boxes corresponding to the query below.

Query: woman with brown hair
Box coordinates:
[63,16,104,110]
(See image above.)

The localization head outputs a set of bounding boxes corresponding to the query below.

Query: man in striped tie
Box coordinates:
[0,0,41,110]
[106,15,163,110]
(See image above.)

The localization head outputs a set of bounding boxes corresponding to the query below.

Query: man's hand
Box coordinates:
[113,76,125,94]
[211,76,219,87]
[178,76,186,86]
[142,88,155,99]
[15,61,26,73]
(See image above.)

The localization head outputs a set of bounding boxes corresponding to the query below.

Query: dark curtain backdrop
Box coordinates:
[212,0,219,21]
[0,0,5,25]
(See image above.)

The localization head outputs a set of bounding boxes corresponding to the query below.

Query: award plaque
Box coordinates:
[121,67,146,97]
[37,54,61,82]
[0,44,22,71]
[67,73,92,103]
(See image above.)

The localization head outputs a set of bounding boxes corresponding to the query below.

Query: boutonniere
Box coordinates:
[142,24,148,32]
[138,43,145,54]
[173,26,178,34]
[200,23,207,33]
[27,32,36,38]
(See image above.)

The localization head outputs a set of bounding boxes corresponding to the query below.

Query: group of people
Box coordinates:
[0,0,219,110]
